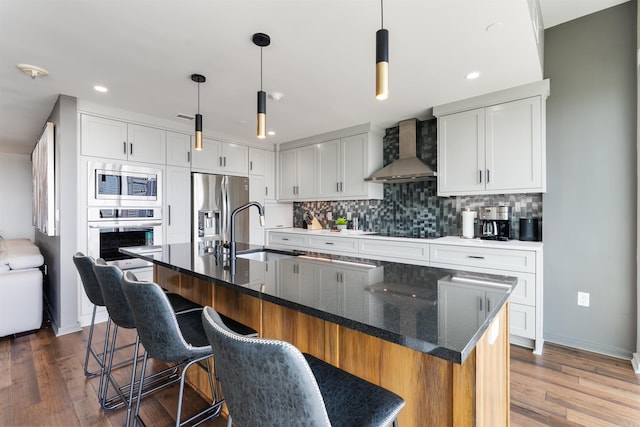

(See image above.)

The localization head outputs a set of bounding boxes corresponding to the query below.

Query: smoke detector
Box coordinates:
[16,64,49,79]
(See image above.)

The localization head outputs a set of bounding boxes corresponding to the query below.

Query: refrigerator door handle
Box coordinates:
[221,175,228,241]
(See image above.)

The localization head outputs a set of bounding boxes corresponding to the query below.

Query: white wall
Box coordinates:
[0,153,34,240]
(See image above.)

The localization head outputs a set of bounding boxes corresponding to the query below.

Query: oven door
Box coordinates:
[88,220,162,270]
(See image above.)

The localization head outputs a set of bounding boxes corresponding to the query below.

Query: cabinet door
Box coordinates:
[248,175,266,245]
[485,96,542,192]
[222,143,248,175]
[248,147,266,176]
[317,139,341,198]
[296,145,316,198]
[167,132,191,167]
[165,166,191,244]
[341,134,368,197]
[127,124,166,164]
[437,109,485,195]
[317,266,344,314]
[264,150,276,201]
[279,150,298,200]
[437,280,485,347]
[191,138,222,172]
[81,115,128,160]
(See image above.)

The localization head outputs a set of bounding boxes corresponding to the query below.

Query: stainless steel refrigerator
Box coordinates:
[192,173,249,248]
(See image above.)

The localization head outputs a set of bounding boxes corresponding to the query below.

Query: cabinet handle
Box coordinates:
[282,237,289,241]
[479,170,482,183]
[167,205,171,226]
[468,255,485,259]
[341,182,344,192]
[479,297,483,311]
[224,157,227,167]
[325,242,334,245]
[250,161,253,171]
[486,169,490,183]
[219,157,223,167]
[265,186,268,196]
[130,143,133,155]
[187,152,191,163]
[486,298,491,312]
[336,182,340,192]
[123,141,127,154]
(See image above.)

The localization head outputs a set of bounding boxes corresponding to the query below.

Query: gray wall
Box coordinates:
[544,1,637,358]
[0,153,34,240]
[35,94,81,335]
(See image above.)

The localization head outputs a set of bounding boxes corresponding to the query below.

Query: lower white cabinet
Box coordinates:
[266,230,543,353]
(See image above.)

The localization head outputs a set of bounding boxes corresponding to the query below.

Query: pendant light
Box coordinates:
[191,73,206,150]
[376,0,389,100]
[253,33,270,139]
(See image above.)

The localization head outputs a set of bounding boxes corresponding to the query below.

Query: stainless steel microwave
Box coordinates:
[90,163,162,206]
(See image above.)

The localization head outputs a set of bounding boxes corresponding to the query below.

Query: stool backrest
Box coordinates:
[122,271,205,363]
[201,306,332,427]
[72,252,104,306]
[92,259,136,329]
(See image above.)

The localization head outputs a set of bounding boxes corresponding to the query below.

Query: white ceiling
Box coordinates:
[0,0,628,155]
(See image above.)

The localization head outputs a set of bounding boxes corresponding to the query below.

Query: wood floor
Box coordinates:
[1,319,639,426]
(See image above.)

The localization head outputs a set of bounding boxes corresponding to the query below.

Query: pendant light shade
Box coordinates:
[376,0,389,100]
[191,74,206,150]
[253,32,270,139]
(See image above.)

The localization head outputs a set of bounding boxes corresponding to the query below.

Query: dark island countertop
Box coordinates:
[121,243,517,364]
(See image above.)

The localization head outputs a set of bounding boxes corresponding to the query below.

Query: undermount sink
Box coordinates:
[236,250,297,262]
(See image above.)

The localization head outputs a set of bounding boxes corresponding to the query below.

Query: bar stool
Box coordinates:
[202,306,406,427]
[121,271,256,427]
[92,259,204,425]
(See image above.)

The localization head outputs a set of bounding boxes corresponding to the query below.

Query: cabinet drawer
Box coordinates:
[308,236,358,254]
[430,244,535,273]
[509,272,536,306]
[359,239,429,262]
[268,232,307,249]
[509,303,535,339]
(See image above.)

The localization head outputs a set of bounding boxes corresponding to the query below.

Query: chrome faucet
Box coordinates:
[228,201,265,259]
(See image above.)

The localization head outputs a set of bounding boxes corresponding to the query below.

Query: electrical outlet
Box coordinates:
[346,212,352,220]
[577,292,590,307]
[326,212,333,220]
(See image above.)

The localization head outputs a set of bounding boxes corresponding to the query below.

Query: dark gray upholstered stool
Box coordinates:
[122,271,257,427]
[92,259,203,425]
[202,306,405,427]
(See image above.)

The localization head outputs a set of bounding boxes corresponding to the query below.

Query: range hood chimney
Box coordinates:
[365,118,436,183]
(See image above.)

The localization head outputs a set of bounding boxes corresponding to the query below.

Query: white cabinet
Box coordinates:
[166,132,192,167]
[191,137,248,176]
[358,238,429,266]
[429,242,543,354]
[81,115,166,164]
[249,148,276,201]
[278,125,383,202]
[278,145,316,200]
[165,166,191,244]
[307,234,359,255]
[434,80,549,196]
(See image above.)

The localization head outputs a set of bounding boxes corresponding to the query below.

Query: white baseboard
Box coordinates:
[544,333,633,360]
[632,353,640,374]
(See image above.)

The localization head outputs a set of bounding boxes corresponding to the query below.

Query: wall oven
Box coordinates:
[87,207,162,270]
[89,162,162,207]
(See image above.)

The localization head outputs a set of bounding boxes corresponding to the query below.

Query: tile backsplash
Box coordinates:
[293,118,543,239]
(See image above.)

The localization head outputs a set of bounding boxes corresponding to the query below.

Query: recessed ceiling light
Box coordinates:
[268,131,276,136]
[16,64,48,79]
[94,85,108,93]
[465,72,480,80]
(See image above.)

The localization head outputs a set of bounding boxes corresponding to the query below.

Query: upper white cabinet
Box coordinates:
[278,124,383,202]
[81,114,166,165]
[166,132,192,167]
[279,145,317,200]
[249,147,276,201]
[191,137,248,176]
[434,80,549,196]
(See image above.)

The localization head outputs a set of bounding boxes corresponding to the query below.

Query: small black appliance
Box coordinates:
[519,217,540,241]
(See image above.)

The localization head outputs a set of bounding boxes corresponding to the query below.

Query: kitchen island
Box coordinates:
[122,243,516,426]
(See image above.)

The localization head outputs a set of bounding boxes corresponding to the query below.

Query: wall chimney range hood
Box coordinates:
[365,118,436,183]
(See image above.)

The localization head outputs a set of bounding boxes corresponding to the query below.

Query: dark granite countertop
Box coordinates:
[121,243,516,364]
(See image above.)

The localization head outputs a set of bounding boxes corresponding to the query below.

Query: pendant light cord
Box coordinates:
[197,82,201,114]
[260,47,263,91]
[380,0,384,29]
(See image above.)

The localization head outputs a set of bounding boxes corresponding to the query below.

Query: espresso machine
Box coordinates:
[478,206,511,241]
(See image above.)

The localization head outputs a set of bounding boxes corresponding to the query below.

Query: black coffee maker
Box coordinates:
[479,206,511,241]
